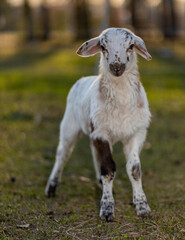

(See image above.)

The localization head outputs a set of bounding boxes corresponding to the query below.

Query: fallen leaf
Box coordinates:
[17,224,30,228]
[79,176,91,182]
[129,232,140,238]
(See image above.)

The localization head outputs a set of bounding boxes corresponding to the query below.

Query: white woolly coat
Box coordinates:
[65,55,151,146]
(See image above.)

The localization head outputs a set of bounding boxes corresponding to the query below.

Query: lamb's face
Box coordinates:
[77,28,152,77]
[100,29,135,77]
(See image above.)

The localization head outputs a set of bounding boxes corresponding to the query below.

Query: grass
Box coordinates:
[0,40,185,239]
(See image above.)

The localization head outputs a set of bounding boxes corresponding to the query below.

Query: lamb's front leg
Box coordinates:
[92,138,116,222]
[124,131,151,217]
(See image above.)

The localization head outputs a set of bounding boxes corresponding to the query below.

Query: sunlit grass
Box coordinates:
[0,42,184,239]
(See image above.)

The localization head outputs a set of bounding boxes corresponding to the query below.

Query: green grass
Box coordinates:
[0,41,185,240]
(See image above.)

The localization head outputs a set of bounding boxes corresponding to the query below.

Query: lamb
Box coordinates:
[45,28,152,221]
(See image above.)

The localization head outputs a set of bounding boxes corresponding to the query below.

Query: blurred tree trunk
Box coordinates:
[23,0,34,41]
[162,0,177,38]
[130,0,138,29]
[100,0,110,30]
[95,0,111,74]
[74,0,91,40]
[40,1,50,41]
[0,0,8,30]
[129,0,148,32]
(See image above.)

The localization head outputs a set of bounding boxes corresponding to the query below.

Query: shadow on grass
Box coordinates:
[0,45,61,70]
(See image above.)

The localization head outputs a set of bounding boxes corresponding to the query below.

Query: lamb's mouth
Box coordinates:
[110,69,125,77]
[109,63,125,77]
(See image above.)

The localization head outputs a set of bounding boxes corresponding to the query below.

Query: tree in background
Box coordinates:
[128,0,149,33]
[101,0,110,30]
[162,0,177,38]
[74,0,91,40]
[130,0,138,30]
[40,0,50,41]
[0,0,9,30]
[23,0,34,41]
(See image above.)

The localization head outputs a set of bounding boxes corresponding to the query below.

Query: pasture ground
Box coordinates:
[0,39,185,239]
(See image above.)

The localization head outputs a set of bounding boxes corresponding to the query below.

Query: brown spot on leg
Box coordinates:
[132,163,141,181]
[90,121,116,177]
[93,138,116,177]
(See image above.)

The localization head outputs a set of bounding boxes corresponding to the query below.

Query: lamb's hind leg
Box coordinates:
[123,130,151,217]
[45,111,80,197]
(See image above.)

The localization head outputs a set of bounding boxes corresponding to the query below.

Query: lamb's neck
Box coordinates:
[99,67,141,104]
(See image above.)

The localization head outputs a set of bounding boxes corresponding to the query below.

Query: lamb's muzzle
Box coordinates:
[109,62,125,77]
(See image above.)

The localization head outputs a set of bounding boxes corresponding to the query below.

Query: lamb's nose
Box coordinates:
[109,62,125,76]
[113,62,121,71]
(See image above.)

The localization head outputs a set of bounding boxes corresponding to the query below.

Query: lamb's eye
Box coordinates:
[129,44,134,50]
[101,45,106,52]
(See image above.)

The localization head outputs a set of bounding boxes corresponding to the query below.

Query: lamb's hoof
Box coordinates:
[100,200,114,222]
[100,211,114,222]
[45,181,58,197]
[136,201,151,217]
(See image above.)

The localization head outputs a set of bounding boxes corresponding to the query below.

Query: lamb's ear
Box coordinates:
[134,36,152,61]
[76,37,101,57]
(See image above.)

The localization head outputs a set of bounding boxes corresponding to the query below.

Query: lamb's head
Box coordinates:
[77,28,152,77]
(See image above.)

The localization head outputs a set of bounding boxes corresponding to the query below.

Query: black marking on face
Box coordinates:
[100,38,108,51]
[125,33,129,41]
[101,44,106,52]
[100,41,109,60]
[116,28,125,35]
[129,44,134,50]
[115,54,121,63]
[104,38,108,44]
[103,34,108,42]
[132,163,141,181]
[128,36,133,44]
[127,57,129,61]
[127,44,134,53]
[124,31,132,42]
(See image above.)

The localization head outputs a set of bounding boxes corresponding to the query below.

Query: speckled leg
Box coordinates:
[92,138,116,222]
[100,173,115,221]
[124,130,151,217]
